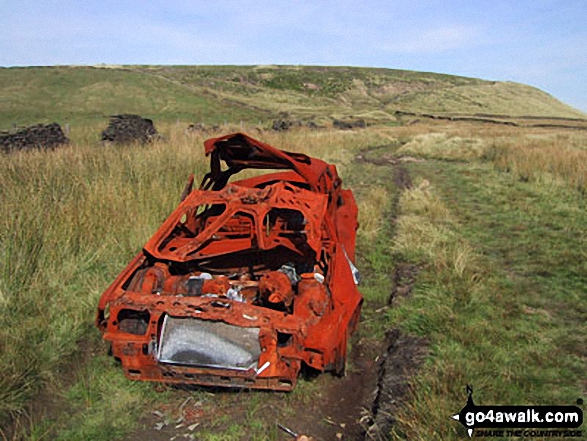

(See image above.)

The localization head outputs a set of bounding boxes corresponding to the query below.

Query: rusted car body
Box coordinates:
[96,133,362,391]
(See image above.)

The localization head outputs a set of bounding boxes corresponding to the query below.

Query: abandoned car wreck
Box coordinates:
[96,133,362,391]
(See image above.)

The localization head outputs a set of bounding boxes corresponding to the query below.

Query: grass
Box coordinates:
[364,127,586,440]
[0,127,211,435]
[2,65,585,131]
[1,89,586,439]
[357,185,391,241]
[0,67,267,128]
[396,132,488,161]
[391,81,587,118]
[486,138,587,193]
[394,125,587,194]
[0,123,392,439]
[351,163,399,338]
[54,352,168,441]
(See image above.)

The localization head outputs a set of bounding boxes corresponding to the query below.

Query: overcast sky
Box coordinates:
[1,0,585,112]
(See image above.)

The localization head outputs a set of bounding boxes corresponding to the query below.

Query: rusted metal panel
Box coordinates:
[96,133,362,391]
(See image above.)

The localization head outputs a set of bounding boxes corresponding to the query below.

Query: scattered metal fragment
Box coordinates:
[277,423,298,438]
[255,361,271,376]
[178,397,193,413]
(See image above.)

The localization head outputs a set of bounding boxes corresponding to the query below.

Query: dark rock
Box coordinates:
[333,118,367,130]
[1,123,69,153]
[271,116,320,131]
[271,118,295,131]
[187,123,221,133]
[101,114,158,144]
[187,123,206,132]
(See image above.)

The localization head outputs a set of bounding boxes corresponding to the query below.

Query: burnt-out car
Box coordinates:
[96,133,362,391]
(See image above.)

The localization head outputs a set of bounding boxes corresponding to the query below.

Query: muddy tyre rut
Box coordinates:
[125,147,428,441]
[261,153,429,441]
[353,150,428,440]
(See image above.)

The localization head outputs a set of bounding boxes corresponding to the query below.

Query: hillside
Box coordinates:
[1,65,585,129]
[1,65,586,439]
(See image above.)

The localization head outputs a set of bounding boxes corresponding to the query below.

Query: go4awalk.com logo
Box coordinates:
[451,386,584,438]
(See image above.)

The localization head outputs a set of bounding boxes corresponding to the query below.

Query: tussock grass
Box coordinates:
[486,140,587,193]
[357,186,390,241]
[4,118,585,439]
[0,128,209,427]
[392,179,481,293]
[387,179,486,440]
[388,123,587,194]
[396,133,488,161]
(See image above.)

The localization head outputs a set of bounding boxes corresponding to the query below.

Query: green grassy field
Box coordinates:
[1,65,586,130]
[388,161,586,439]
[0,67,266,128]
[1,66,586,440]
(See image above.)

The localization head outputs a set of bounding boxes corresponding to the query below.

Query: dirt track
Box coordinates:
[282,158,429,441]
[122,148,428,441]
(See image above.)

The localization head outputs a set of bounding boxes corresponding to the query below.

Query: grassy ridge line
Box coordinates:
[0,126,392,438]
[137,65,587,119]
[2,65,586,131]
[0,67,268,128]
[390,81,587,118]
